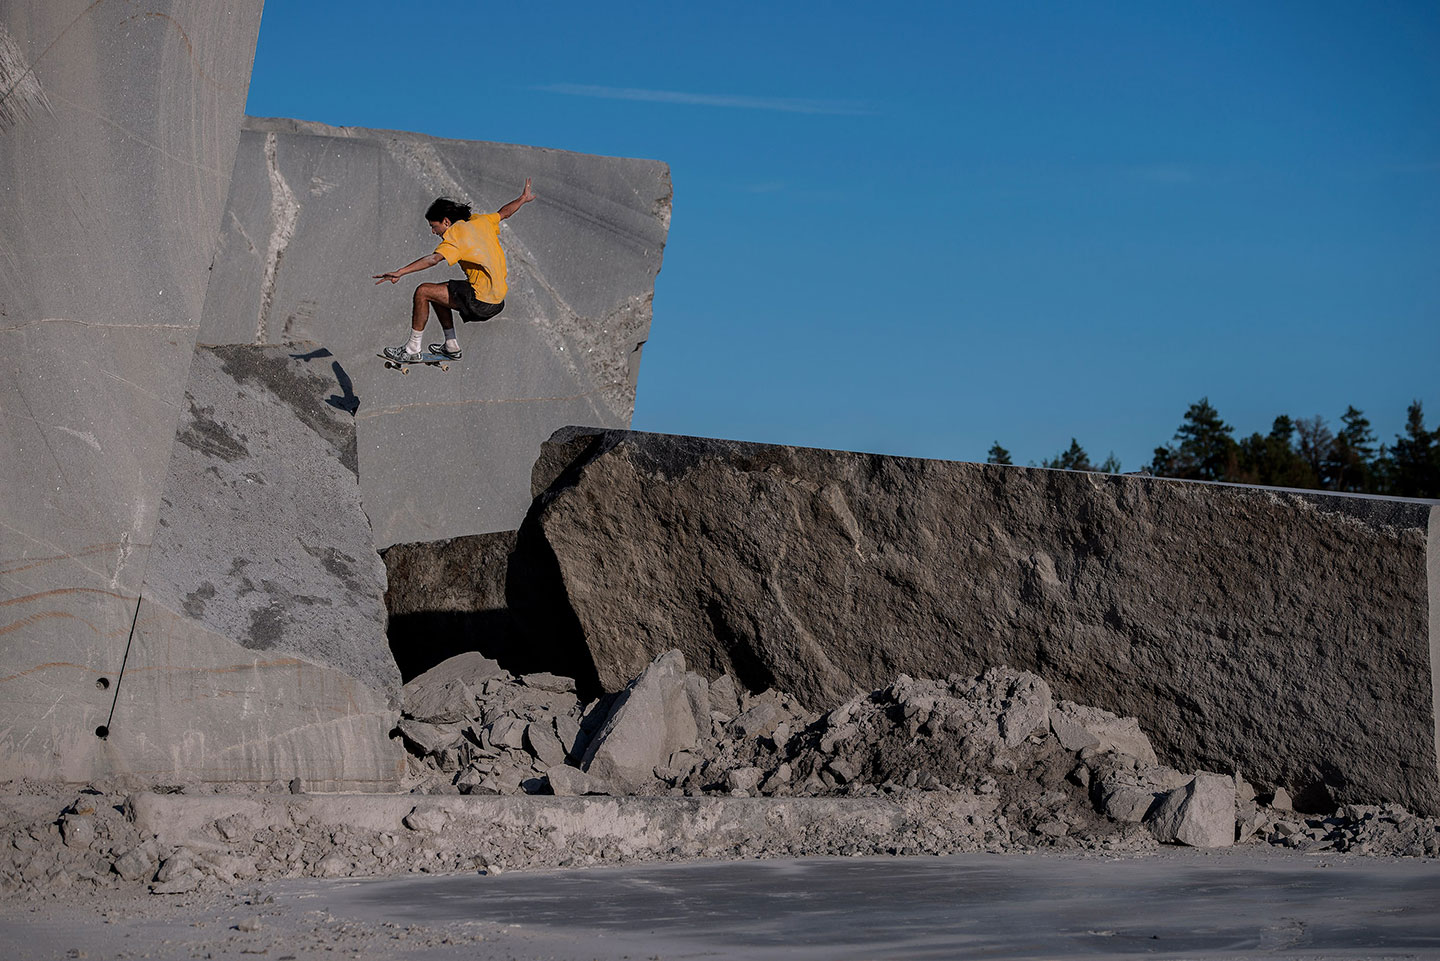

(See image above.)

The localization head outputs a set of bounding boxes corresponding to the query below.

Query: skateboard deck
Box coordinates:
[377,351,456,373]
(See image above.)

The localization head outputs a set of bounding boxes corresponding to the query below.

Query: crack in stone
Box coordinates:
[0,317,196,331]
[354,383,628,420]
[255,132,301,344]
[48,91,230,178]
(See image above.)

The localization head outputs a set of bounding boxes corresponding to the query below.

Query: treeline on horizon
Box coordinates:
[987,398,1440,500]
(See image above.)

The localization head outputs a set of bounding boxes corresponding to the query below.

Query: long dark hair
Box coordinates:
[425,197,472,223]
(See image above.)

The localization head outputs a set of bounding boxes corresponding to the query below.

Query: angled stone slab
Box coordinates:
[104,346,401,789]
[197,116,671,547]
[511,428,1440,814]
[0,1,264,782]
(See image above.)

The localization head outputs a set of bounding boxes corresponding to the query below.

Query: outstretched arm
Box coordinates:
[373,252,444,284]
[497,179,537,220]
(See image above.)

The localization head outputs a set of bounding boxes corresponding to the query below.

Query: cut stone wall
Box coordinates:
[93,345,400,789]
[0,4,669,787]
[199,116,672,548]
[509,428,1440,813]
[0,1,266,783]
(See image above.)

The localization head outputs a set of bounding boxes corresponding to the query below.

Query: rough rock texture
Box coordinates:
[0,1,266,783]
[199,117,672,547]
[8,656,1440,902]
[107,346,402,789]
[510,428,1440,813]
[381,530,538,681]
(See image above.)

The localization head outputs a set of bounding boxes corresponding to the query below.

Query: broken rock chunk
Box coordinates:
[1146,773,1237,848]
[525,721,568,768]
[581,650,710,794]
[520,672,577,694]
[1050,701,1157,764]
[402,652,503,723]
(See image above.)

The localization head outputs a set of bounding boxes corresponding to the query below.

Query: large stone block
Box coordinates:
[105,346,401,789]
[197,116,671,547]
[511,428,1440,813]
[380,530,530,681]
[0,1,264,782]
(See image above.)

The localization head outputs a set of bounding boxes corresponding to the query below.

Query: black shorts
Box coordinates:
[446,280,505,324]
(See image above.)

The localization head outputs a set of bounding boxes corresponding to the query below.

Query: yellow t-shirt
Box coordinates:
[435,213,507,304]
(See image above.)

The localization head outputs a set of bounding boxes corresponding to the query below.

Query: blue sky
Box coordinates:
[246,1,1439,471]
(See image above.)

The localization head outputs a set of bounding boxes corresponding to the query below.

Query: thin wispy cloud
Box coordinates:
[535,83,875,116]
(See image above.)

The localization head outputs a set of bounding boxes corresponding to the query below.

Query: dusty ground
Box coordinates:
[2,847,1437,960]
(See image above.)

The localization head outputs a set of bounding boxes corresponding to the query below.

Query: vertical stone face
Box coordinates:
[105,345,401,789]
[513,429,1440,813]
[0,1,265,782]
[199,116,672,547]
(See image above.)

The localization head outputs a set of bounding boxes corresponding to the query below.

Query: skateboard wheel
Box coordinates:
[401,366,409,375]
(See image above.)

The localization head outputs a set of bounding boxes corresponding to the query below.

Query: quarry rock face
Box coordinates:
[0,1,265,782]
[198,116,671,547]
[1,4,668,788]
[109,346,402,789]
[512,428,1440,813]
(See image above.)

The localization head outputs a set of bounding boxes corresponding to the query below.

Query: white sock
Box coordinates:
[442,327,459,350]
[405,329,423,353]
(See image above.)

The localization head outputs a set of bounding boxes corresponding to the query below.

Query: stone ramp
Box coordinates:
[505,428,1440,813]
[199,116,672,547]
[0,0,266,783]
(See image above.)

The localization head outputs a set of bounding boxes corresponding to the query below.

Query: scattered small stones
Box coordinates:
[2,652,1436,903]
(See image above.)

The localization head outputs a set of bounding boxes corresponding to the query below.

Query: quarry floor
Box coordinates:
[3,848,1438,961]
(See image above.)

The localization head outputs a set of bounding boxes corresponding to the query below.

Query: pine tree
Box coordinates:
[1388,401,1438,498]
[1326,405,1378,492]
[1099,452,1122,474]
[1151,398,1237,481]
[986,442,1013,466]
[1295,415,1335,488]
[1236,415,1317,489]
[1043,439,1095,472]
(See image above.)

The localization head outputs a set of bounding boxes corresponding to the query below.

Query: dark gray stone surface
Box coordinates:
[198,116,671,547]
[511,428,1440,813]
[107,345,401,789]
[381,530,533,681]
[0,1,264,782]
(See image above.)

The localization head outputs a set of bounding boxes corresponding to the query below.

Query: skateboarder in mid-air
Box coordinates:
[373,179,537,362]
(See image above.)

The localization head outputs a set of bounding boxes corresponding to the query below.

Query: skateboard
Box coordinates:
[377,351,456,374]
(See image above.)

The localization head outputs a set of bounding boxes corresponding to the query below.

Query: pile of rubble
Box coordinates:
[2,652,1436,901]
[397,649,1440,856]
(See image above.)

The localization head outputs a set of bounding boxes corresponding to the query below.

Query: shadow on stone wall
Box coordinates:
[381,530,601,694]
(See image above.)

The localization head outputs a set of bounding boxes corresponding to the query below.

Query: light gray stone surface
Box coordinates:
[511,428,1440,813]
[402,652,503,723]
[0,1,264,782]
[1050,700,1157,763]
[198,116,671,548]
[581,651,711,794]
[107,345,401,789]
[1147,773,1238,848]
